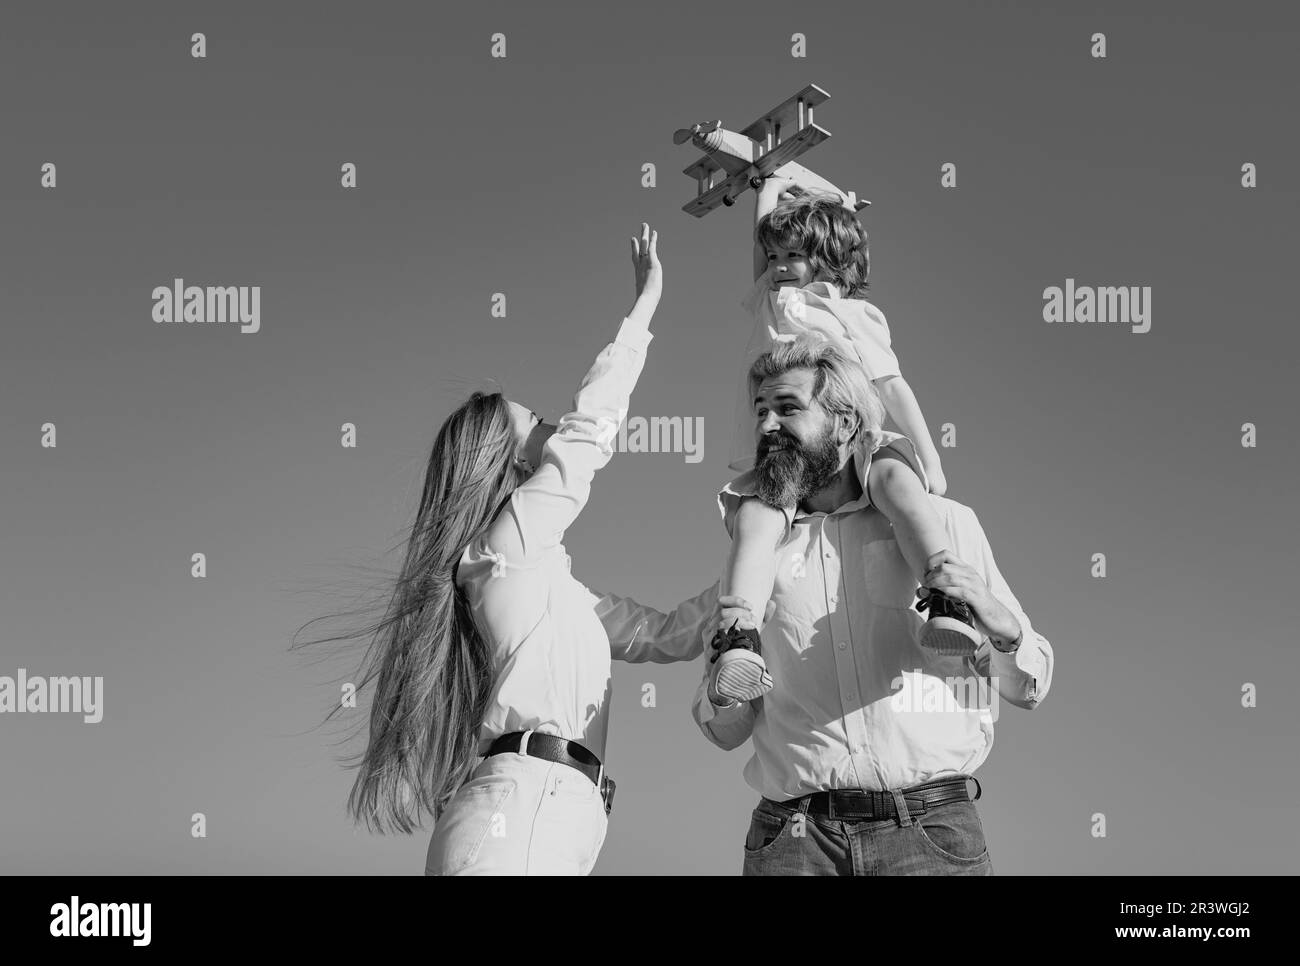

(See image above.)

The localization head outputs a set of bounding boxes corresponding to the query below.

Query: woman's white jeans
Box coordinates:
[425,749,609,875]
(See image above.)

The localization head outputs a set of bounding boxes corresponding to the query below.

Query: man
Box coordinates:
[692,334,1054,875]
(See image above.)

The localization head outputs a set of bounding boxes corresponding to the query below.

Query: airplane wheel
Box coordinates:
[749,176,764,190]
[723,196,735,207]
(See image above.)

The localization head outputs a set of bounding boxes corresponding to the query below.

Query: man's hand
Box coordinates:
[716,594,774,633]
[919,550,1021,644]
[707,595,776,705]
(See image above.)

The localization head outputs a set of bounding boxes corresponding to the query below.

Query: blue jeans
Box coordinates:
[742,788,994,875]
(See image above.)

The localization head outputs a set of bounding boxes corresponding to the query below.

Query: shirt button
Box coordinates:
[824,551,832,559]
[837,642,847,650]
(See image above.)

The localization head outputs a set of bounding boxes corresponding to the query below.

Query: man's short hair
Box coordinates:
[747,335,885,453]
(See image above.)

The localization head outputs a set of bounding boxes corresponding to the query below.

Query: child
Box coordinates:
[709,175,982,704]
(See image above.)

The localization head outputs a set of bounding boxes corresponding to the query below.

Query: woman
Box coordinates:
[328,223,688,875]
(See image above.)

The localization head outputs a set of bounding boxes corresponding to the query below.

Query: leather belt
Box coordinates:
[780,775,981,820]
[486,730,616,815]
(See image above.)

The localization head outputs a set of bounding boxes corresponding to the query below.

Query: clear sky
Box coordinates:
[1,0,1296,874]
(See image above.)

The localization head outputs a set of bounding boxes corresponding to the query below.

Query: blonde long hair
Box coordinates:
[294,390,525,834]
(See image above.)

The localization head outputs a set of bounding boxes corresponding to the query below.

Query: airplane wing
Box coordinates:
[681,85,860,217]
[679,128,835,217]
[744,124,831,180]
[681,154,722,186]
[738,83,831,148]
[681,168,757,218]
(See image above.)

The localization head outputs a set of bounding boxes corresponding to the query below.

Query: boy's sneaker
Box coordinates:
[709,622,774,701]
[915,588,983,657]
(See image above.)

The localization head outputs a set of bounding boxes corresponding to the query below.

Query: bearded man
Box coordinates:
[693,334,1055,876]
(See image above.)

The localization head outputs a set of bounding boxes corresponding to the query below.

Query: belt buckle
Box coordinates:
[827,790,874,820]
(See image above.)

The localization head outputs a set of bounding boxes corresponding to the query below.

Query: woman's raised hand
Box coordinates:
[630,223,662,304]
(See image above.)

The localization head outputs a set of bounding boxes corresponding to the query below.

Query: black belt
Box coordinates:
[486,730,616,815]
[779,775,981,821]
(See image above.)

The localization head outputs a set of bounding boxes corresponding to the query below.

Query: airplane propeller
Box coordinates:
[672,120,721,144]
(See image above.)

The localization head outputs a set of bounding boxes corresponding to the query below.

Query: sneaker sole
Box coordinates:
[715,651,773,701]
[919,616,982,657]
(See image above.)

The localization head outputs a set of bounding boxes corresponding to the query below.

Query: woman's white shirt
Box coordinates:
[456,317,653,761]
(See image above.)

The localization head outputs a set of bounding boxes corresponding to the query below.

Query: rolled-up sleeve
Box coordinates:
[690,657,757,750]
[954,505,1054,710]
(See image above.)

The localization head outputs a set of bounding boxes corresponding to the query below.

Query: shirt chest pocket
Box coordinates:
[862,538,920,610]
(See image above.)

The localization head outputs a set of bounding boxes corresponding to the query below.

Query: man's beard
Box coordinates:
[753,424,842,508]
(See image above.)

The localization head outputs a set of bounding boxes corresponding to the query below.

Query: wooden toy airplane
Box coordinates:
[674,83,869,218]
